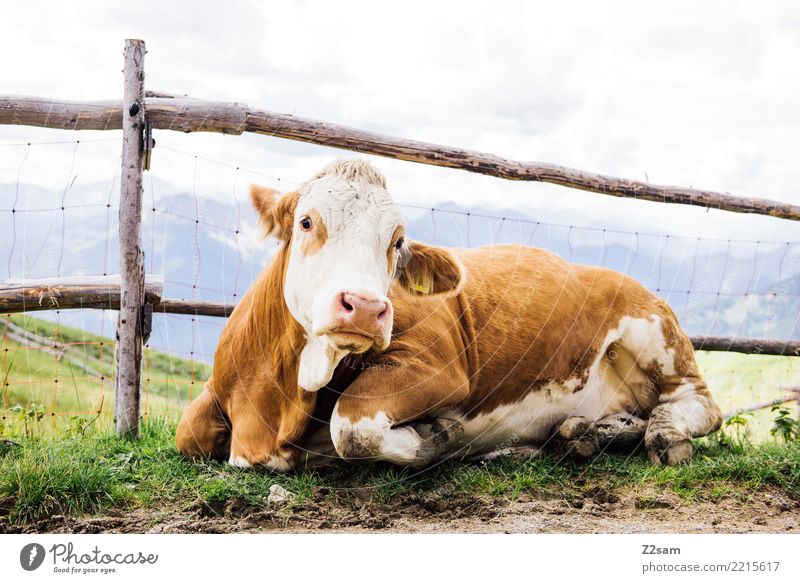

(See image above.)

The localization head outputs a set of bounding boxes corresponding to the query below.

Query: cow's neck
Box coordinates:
[246,244,306,389]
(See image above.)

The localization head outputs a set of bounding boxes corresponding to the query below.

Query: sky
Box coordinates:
[1,0,799,243]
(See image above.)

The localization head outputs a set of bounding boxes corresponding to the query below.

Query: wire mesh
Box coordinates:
[1,138,798,438]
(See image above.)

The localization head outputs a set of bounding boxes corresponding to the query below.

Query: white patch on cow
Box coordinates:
[297,334,347,392]
[330,403,423,464]
[659,382,696,403]
[453,314,677,455]
[453,382,609,454]
[228,454,252,468]
[379,426,424,464]
[282,160,405,391]
[617,314,676,375]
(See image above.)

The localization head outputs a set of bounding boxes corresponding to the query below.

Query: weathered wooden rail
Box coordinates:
[1,39,798,437]
[0,276,163,313]
[2,279,798,357]
[2,95,800,221]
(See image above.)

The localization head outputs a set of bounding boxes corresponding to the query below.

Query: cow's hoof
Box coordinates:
[412,417,464,467]
[554,416,598,462]
[557,416,594,440]
[559,437,599,461]
[412,417,463,444]
[596,413,647,450]
[646,433,693,466]
[431,417,464,445]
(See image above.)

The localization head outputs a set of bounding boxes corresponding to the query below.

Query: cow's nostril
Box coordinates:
[340,294,354,312]
[377,306,388,321]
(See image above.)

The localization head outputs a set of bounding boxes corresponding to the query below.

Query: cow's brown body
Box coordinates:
[177,243,723,469]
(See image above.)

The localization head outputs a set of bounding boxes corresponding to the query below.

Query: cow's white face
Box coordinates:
[251,159,464,392]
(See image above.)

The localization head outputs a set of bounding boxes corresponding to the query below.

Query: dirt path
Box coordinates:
[3,487,798,534]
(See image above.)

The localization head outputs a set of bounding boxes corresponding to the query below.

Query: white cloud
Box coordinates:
[1,0,799,248]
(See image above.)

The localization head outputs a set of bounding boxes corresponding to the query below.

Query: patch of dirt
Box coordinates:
[2,486,798,534]
[0,488,800,533]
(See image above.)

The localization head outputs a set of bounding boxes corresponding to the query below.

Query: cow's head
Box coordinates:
[251,159,464,391]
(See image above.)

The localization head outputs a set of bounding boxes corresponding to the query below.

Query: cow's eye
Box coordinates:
[395,237,405,250]
[299,216,313,231]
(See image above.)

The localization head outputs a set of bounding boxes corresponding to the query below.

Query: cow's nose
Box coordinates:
[336,292,389,334]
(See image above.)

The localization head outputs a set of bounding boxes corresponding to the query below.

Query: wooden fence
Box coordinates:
[1,39,799,436]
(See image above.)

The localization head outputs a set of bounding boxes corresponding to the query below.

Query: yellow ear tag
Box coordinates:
[411,274,431,294]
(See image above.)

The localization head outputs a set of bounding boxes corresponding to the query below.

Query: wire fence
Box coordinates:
[1,138,799,438]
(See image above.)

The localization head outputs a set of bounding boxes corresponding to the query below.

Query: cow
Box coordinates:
[175,158,723,471]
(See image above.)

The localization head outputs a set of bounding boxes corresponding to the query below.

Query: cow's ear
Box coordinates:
[250,185,299,241]
[397,241,464,296]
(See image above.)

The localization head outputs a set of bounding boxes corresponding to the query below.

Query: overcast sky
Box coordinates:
[2,0,799,242]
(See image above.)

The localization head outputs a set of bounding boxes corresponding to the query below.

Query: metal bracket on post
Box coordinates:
[143,119,154,171]
[141,302,153,344]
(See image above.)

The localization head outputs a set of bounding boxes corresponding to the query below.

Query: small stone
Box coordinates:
[267,484,296,506]
[312,487,330,501]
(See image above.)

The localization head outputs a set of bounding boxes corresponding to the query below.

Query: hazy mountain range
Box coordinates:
[2,180,798,363]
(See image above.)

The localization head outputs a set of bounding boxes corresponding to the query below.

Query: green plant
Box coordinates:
[770,405,799,444]
[715,412,752,450]
[5,404,46,438]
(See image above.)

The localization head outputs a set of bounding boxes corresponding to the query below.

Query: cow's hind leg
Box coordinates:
[645,378,722,466]
[176,386,231,460]
[615,309,723,466]
[552,416,599,461]
[552,413,647,461]
[596,412,647,450]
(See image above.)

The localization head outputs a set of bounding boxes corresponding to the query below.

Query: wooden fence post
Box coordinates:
[115,39,146,438]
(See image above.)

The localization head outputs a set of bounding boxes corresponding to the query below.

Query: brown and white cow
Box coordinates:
[176,159,723,470]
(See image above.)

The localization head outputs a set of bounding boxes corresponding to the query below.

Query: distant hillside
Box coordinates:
[0,314,209,435]
[685,271,800,339]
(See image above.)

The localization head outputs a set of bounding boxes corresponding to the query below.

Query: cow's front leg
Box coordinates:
[227,388,315,472]
[331,402,464,467]
[176,386,231,461]
[329,355,470,468]
[645,379,722,466]
[229,419,295,472]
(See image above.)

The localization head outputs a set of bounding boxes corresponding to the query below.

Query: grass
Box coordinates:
[0,315,798,525]
[0,418,798,524]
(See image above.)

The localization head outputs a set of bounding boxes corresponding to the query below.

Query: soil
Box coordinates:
[2,486,799,534]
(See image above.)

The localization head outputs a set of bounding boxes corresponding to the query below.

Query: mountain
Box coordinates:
[1,181,798,363]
